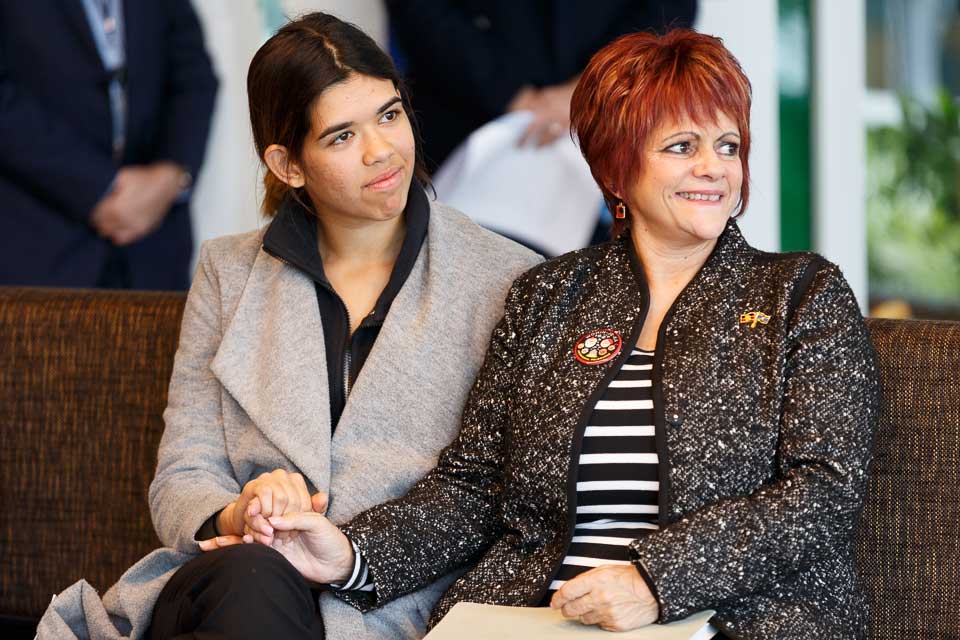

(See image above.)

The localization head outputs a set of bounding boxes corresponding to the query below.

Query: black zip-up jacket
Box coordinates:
[338,221,880,639]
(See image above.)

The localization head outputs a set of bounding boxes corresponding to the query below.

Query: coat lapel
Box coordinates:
[210,249,333,491]
[58,0,102,65]
[547,241,647,441]
[328,208,438,498]
[121,0,141,86]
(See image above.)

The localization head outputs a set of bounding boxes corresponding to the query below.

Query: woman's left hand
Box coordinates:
[550,565,659,631]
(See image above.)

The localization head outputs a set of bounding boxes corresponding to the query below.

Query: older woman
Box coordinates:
[239,30,879,639]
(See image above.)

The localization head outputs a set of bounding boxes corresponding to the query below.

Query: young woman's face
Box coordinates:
[625,111,743,247]
[298,74,416,226]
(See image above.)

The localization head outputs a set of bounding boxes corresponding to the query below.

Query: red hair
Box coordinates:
[571,29,752,237]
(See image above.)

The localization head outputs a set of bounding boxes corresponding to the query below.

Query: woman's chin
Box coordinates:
[678,215,729,244]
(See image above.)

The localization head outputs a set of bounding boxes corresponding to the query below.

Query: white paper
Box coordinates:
[433,111,603,257]
[425,603,717,640]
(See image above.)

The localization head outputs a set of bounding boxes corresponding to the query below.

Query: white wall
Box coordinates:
[696,0,781,253]
[812,0,868,310]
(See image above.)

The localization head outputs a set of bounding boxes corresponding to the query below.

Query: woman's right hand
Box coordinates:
[217,469,314,542]
[264,510,357,584]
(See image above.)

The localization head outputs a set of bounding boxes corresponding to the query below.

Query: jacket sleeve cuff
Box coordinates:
[633,558,666,623]
[329,539,376,592]
[193,509,222,541]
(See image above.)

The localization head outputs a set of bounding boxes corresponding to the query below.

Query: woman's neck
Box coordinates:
[629,227,716,296]
[316,213,406,267]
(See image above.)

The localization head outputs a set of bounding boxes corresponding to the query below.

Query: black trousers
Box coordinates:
[148,544,324,640]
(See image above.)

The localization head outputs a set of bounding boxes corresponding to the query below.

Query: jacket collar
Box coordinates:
[261,180,430,323]
[621,219,753,302]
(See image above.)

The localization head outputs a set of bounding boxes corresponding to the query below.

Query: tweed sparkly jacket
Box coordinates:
[339,221,880,640]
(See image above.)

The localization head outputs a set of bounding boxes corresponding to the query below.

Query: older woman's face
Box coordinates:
[625,111,742,246]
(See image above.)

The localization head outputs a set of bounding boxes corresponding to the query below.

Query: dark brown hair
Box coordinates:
[247,12,429,216]
[571,29,752,237]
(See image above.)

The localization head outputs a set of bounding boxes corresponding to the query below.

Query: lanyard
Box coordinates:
[83,0,125,71]
[81,0,126,159]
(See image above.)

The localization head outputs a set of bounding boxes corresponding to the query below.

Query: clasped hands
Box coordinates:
[197,469,356,584]
[198,469,659,631]
[90,161,185,246]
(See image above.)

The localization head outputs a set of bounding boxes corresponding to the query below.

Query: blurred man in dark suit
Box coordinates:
[0,0,217,289]
[387,1,697,172]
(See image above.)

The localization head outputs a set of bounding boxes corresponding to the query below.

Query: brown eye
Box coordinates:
[718,141,739,156]
[380,109,401,124]
[332,131,353,145]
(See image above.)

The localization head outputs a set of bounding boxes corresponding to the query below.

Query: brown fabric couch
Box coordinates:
[0,287,958,639]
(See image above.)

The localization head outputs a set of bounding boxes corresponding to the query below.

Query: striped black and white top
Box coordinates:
[547,348,661,594]
[547,348,718,638]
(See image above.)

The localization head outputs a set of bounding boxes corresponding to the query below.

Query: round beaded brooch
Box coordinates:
[573,328,622,365]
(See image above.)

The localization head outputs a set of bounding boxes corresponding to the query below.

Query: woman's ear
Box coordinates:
[264,145,305,188]
[605,182,622,200]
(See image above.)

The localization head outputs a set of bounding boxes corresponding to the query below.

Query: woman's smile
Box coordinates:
[675,190,725,204]
[365,166,404,191]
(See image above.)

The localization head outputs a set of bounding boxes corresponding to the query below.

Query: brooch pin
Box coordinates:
[739,311,771,328]
[574,329,622,365]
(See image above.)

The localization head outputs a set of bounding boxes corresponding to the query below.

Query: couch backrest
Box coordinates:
[858,318,960,640]
[0,287,185,623]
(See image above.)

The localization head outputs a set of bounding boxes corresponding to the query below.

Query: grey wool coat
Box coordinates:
[36,201,540,640]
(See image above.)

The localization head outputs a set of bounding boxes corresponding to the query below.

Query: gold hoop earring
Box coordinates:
[615,201,627,219]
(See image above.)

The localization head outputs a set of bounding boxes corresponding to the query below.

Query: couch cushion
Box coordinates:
[0,287,185,622]
[859,318,960,640]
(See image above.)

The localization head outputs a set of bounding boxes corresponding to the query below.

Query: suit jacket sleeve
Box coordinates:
[628,261,880,622]
[153,0,218,178]
[335,283,527,610]
[0,12,116,223]
[149,242,240,552]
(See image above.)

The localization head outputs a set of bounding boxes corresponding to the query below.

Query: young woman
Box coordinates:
[37,13,538,640]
